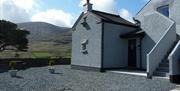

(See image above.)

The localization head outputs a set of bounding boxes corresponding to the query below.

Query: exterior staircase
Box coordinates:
[153,38,179,77]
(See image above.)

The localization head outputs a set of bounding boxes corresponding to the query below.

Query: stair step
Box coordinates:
[153,72,169,77]
[157,67,169,72]
[153,39,178,77]
[162,60,169,64]
[162,60,169,63]
[159,63,169,67]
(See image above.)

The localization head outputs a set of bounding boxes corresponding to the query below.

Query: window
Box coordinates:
[157,5,169,17]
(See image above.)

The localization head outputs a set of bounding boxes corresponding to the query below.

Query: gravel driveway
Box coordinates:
[0,65,178,91]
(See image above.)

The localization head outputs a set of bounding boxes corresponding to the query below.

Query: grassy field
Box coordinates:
[31,52,52,58]
[0,42,71,58]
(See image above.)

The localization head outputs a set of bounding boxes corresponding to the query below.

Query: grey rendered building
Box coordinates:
[71,0,180,83]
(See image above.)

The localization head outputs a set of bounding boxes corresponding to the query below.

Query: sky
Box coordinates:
[0,0,150,27]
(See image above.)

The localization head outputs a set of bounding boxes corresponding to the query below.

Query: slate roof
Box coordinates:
[72,10,137,28]
[92,10,137,27]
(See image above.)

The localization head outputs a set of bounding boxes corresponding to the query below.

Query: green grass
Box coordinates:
[0,42,71,58]
[31,52,52,58]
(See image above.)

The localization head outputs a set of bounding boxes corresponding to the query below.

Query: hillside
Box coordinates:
[0,22,72,58]
[17,22,71,42]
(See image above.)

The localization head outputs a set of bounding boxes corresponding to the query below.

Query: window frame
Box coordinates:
[157,5,169,17]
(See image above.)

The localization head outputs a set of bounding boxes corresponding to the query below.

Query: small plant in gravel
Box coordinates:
[48,60,55,66]
[48,58,56,74]
[9,61,18,77]
[9,61,17,70]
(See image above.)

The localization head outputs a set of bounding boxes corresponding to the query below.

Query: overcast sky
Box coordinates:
[0,0,149,27]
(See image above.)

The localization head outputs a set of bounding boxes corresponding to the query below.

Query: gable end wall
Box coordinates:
[71,12,102,68]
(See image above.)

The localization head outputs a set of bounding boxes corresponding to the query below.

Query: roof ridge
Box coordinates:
[92,10,120,17]
[91,10,137,28]
[92,10,134,24]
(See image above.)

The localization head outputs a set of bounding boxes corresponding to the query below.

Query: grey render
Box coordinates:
[71,13,102,69]
[103,23,136,69]
[71,0,180,83]
[71,11,136,70]
[135,0,180,78]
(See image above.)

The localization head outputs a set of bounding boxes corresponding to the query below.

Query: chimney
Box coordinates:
[83,0,93,13]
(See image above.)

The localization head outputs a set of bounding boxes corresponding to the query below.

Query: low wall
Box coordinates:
[169,40,180,84]
[0,58,71,70]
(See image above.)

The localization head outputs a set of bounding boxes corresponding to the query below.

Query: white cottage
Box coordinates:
[71,0,180,84]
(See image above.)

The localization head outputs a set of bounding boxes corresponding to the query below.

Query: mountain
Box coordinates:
[0,22,72,58]
[17,22,72,43]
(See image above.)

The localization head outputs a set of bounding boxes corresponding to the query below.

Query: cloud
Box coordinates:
[0,0,74,27]
[119,8,133,22]
[31,9,74,27]
[79,0,134,22]
[12,0,39,13]
[0,0,35,22]
[79,0,117,14]
[1,0,134,26]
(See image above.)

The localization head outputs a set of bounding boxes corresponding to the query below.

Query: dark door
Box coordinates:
[128,39,136,68]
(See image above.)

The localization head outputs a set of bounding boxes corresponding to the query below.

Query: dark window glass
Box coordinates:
[157,5,169,17]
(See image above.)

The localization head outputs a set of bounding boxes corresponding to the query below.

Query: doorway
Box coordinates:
[128,39,137,68]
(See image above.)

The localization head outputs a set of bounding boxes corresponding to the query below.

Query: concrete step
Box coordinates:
[153,72,169,77]
[163,40,178,60]
[159,63,169,67]
[157,67,169,72]
[161,60,169,63]
[153,40,178,78]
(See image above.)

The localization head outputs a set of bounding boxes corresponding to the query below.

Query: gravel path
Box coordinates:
[0,65,178,91]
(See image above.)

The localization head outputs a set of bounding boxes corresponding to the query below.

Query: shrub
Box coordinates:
[48,59,55,66]
[9,61,17,70]
[14,52,20,58]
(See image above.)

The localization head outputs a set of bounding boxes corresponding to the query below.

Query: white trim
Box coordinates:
[108,70,147,77]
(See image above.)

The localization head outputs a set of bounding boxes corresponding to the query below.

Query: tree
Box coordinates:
[0,20,30,51]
